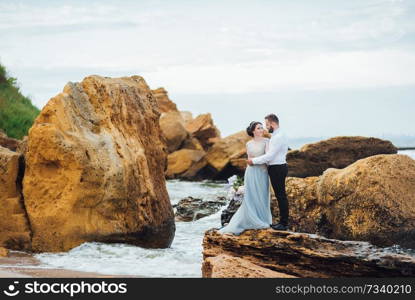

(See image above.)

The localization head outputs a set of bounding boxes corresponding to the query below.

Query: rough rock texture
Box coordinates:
[0,247,9,257]
[221,196,242,226]
[166,149,207,180]
[0,130,21,151]
[201,131,251,180]
[202,254,297,278]
[271,177,319,232]
[0,146,32,250]
[151,87,178,113]
[180,111,193,125]
[203,229,415,278]
[159,111,189,153]
[181,137,204,151]
[273,154,415,248]
[173,196,227,222]
[287,136,397,178]
[23,75,175,252]
[184,113,221,151]
[16,136,28,156]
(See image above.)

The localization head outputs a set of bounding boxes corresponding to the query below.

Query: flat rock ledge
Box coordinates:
[202,229,415,278]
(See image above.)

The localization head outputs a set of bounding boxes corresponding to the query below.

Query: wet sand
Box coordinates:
[0,251,140,278]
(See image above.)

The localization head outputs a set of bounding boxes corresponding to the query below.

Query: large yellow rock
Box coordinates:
[287,136,397,177]
[151,87,178,113]
[203,229,415,277]
[0,247,9,257]
[185,113,221,151]
[0,146,31,250]
[180,111,193,125]
[159,111,189,153]
[166,149,207,179]
[203,131,251,179]
[23,75,175,252]
[202,254,297,278]
[276,154,415,248]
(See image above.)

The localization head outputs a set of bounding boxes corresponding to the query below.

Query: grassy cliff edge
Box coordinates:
[0,63,40,139]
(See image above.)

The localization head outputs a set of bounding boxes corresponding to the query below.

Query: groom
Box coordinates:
[247,114,289,231]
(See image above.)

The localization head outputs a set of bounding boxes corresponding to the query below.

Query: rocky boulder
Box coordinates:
[173,196,227,222]
[221,188,244,226]
[23,75,175,252]
[166,149,207,180]
[287,136,397,177]
[151,87,178,113]
[0,146,32,250]
[159,111,189,153]
[181,137,204,151]
[184,113,221,151]
[275,154,415,248]
[180,111,193,125]
[202,254,297,278]
[201,131,251,180]
[203,229,415,277]
[0,247,9,257]
[0,130,21,152]
[16,136,28,156]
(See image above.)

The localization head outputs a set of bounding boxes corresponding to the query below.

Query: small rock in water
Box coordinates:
[221,186,244,226]
[221,198,242,226]
[174,196,227,222]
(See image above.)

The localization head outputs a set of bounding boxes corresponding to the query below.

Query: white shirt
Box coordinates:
[252,128,288,165]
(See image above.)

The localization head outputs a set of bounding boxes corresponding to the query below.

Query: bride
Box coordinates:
[218,121,272,235]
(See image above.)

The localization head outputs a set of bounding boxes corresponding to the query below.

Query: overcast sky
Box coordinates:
[1,0,414,140]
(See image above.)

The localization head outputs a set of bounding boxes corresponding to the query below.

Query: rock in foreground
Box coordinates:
[23,75,175,252]
[202,254,297,278]
[278,154,415,248]
[203,229,415,278]
[0,146,31,251]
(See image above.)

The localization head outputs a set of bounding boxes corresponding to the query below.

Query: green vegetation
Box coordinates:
[0,63,40,139]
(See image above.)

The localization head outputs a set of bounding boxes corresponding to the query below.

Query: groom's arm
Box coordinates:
[252,137,282,165]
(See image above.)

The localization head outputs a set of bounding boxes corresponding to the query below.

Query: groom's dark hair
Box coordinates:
[265,114,279,124]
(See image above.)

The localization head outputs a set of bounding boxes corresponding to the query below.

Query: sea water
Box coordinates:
[399,149,415,160]
[34,180,228,278]
[27,151,415,277]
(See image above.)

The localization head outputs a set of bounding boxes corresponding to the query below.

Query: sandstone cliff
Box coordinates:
[22,75,175,252]
[0,146,31,250]
[287,136,397,177]
[273,154,415,248]
[203,229,415,278]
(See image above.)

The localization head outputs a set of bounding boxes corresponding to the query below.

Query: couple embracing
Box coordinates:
[219,113,289,235]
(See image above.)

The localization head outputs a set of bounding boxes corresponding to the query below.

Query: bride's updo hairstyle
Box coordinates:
[246,121,262,137]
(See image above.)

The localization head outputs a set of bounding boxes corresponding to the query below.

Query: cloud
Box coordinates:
[0,0,414,112]
[141,49,415,94]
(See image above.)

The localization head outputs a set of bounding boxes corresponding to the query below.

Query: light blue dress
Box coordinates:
[218,138,272,235]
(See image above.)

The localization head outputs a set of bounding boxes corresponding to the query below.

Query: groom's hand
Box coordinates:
[247,159,253,166]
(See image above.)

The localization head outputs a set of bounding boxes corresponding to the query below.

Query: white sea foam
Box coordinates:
[28,176,415,277]
[398,150,415,160]
[34,180,228,277]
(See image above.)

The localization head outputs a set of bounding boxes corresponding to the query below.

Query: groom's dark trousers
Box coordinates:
[268,163,289,226]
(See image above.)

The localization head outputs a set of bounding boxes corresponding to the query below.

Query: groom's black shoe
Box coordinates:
[271,223,288,231]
